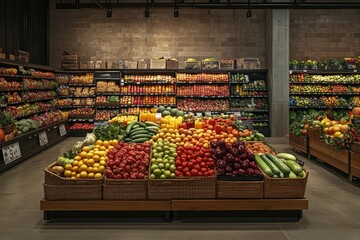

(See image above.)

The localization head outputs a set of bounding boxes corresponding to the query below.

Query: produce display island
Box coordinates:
[40,198,308,222]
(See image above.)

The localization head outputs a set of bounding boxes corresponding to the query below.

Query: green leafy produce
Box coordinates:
[92,123,126,141]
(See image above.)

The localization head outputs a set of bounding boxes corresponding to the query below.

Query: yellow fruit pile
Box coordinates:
[151,128,183,144]
[108,115,138,125]
[63,139,118,179]
[160,116,183,129]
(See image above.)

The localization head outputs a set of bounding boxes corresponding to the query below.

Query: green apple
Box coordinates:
[164,170,171,178]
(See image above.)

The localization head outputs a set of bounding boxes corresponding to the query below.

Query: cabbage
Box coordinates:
[72,141,84,154]
[84,133,96,145]
[56,156,68,166]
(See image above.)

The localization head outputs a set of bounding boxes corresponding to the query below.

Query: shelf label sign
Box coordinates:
[29,68,35,75]
[39,131,48,146]
[234,112,241,119]
[59,124,67,136]
[156,113,162,122]
[196,112,202,117]
[2,142,21,165]
[205,111,212,116]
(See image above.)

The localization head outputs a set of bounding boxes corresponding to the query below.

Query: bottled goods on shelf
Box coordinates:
[121,85,175,94]
[123,75,175,83]
[120,96,176,106]
[176,73,228,82]
[22,91,57,101]
[55,74,70,84]
[68,108,95,117]
[23,78,58,90]
[177,85,229,96]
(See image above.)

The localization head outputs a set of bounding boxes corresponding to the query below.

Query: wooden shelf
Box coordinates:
[40,199,308,212]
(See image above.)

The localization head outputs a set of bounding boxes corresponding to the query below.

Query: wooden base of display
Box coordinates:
[350,151,360,182]
[40,198,308,222]
[289,133,308,155]
[309,137,349,174]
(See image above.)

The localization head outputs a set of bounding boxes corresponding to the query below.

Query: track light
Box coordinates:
[247,9,252,18]
[107,8,112,18]
[145,7,150,18]
[174,7,179,17]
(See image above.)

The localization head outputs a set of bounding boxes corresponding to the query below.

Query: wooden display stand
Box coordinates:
[350,151,360,181]
[40,198,308,222]
[309,137,349,173]
[289,133,308,155]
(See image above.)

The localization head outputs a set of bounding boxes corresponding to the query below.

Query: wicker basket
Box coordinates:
[148,176,216,200]
[263,170,308,199]
[216,180,264,199]
[43,184,102,200]
[351,142,360,154]
[103,177,148,200]
[44,162,103,185]
[308,127,322,139]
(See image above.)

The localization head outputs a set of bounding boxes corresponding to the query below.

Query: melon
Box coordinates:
[157,106,165,113]
[162,110,171,117]
[170,108,178,116]
[176,111,184,117]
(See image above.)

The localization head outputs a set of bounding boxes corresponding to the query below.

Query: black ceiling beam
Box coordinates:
[56,2,360,10]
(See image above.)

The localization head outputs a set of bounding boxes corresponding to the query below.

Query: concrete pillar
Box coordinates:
[266,7,290,137]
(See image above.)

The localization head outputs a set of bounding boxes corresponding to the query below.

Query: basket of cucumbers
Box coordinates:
[255,153,308,199]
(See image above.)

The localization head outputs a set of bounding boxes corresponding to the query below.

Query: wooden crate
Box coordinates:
[236,58,260,69]
[166,60,178,69]
[150,59,166,69]
[185,61,201,69]
[201,60,220,69]
[350,151,360,179]
[289,133,308,154]
[220,59,235,70]
[216,180,264,199]
[309,137,349,173]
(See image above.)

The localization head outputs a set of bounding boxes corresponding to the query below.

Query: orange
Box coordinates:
[80,171,88,178]
[100,146,107,151]
[78,160,84,166]
[88,172,95,178]
[87,167,93,173]
[93,163,100,168]
[74,156,81,161]
[70,176,76,179]
[82,146,90,152]
[96,140,103,146]
[92,167,99,173]
[98,166,105,173]
[103,141,110,148]
[64,164,72,170]
[71,172,77,177]
[72,160,79,166]
[79,151,87,159]
[87,159,95,167]
[79,164,88,172]
[71,166,79,173]
[94,173,103,179]
[93,155,100,162]
[111,139,118,146]
[76,173,81,179]
[63,170,72,178]
[99,160,106,166]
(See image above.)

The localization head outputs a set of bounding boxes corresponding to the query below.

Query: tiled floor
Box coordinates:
[0,137,359,240]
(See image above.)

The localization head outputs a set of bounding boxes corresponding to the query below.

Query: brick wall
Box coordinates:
[49,2,266,68]
[290,9,360,61]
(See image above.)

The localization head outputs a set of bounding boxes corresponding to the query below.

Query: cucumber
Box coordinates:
[137,122,147,128]
[298,170,306,178]
[125,121,137,134]
[131,137,151,143]
[129,127,146,134]
[145,121,160,127]
[284,160,303,175]
[278,158,287,164]
[266,153,291,175]
[279,171,285,178]
[255,154,273,177]
[273,174,279,178]
[146,126,160,131]
[130,133,153,139]
[287,170,298,179]
[124,138,133,142]
[260,154,281,176]
[276,153,296,161]
[129,129,149,136]
[147,129,159,134]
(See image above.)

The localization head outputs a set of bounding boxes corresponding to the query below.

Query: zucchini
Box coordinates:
[129,129,149,136]
[276,153,296,161]
[124,137,133,142]
[146,126,160,131]
[260,154,281,176]
[255,154,273,177]
[278,158,287,164]
[284,160,303,175]
[131,137,151,143]
[287,170,298,179]
[272,174,279,178]
[125,121,137,134]
[145,121,160,127]
[265,153,291,175]
[130,133,153,139]
[279,171,285,178]
[147,128,159,134]
[298,170,306,178]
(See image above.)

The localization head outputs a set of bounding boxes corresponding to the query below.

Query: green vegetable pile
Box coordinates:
[15,119,39,135]
[92,123,126,141]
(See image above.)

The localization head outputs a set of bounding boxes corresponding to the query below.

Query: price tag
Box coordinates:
[234,112,241,119]
[289,70,293,74]
[303,70,307,73]
[196,112,203,117]
[29,68,35,75]
[354,70,358,73]
[38,131,48,146]
[205,111,212,116]
[156,113,162,121]
[136,82,140,85]
[18,66,24,72]
[59,124,67,136]
[2,142,21,165]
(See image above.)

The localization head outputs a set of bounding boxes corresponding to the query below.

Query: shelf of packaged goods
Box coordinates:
[121,104,176,108]
[14,107,55,120]
[289,106,351,109]
[176,81,229,85]
[68,84,96,87]
[177,96,229,99]
[289,69,359,74]
[40,198,308,222]
[121,93,176,96]
[1,98,56,107]
[289,81,360,85]
[122,82,175,86]
[0,74,54,80]
[290,92,359,96]
[230,109,269,113]
[95,92,121,96]
[230,95,268,98]
[0,119,68,173]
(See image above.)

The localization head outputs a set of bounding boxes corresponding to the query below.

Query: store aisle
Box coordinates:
[0,137,359,240]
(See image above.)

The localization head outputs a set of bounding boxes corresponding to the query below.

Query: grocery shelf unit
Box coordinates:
[289,69,360,175]
[0,60,68,173]
[40,198,308,222]
[56,70,96,136]
[121,70,177,115]
[229,70,271,136]
[94,71,121,126]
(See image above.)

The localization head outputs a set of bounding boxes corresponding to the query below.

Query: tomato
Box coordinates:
[197,172,204,176]
[181,162,187,168]
[200,162,206,167]
[187,162,194,169]
[191,169,198,176]
[194,164,200,170]
[227,126,233,134]
[176,160,182,166]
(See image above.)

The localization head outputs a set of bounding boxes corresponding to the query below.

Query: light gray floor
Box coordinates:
[0,137,359,240]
